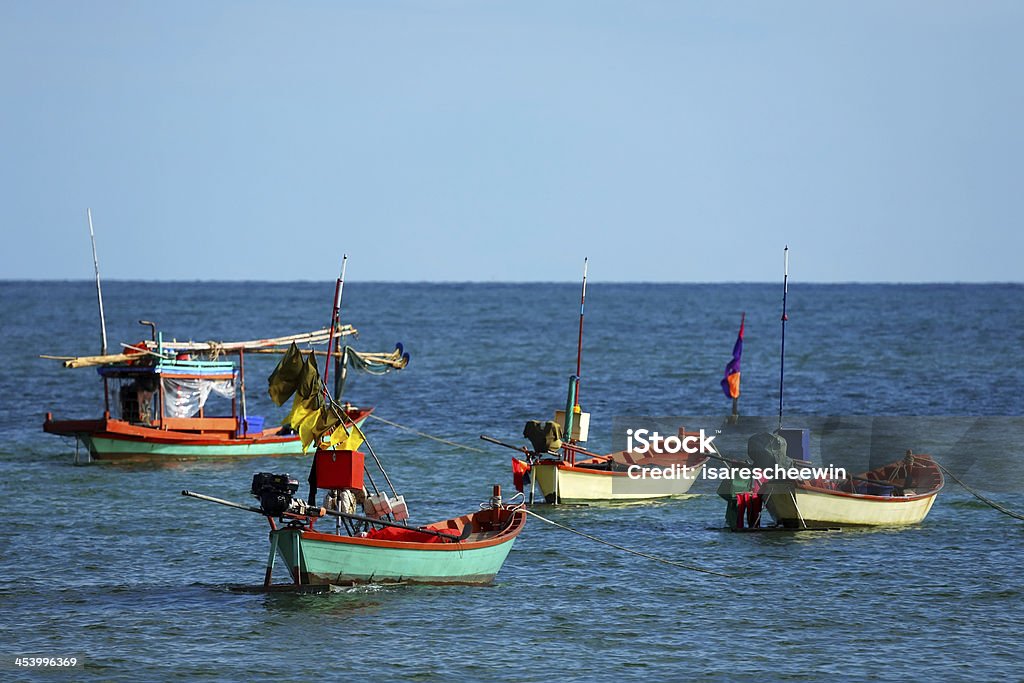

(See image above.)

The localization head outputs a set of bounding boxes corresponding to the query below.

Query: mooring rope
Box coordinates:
[934,461,1024,522]
[367,414,489,454]
[522,508,736,578]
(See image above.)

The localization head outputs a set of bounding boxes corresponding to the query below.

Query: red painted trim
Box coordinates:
[793,458,944,502]
[795,480,943,502]
[51,426,299,446]
[44,407,375,447]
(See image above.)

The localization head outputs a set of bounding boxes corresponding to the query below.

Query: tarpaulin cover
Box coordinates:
[747,432,792,470]
[161,377,235,418]
[523,420,563,454]
[364,526,460,544]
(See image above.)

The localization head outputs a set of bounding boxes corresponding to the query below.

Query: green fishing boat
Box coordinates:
[43,256,408,464]
[181,267,526,587]
[184,475,526,588]
[42,327,398,464]
[267,499,526,586]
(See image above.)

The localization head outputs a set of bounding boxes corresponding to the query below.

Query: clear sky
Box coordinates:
[1,1,1021,282]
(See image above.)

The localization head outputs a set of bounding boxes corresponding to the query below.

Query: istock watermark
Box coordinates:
[608,414,1024,495]
[626,463,847,481]
[625,428,716,454]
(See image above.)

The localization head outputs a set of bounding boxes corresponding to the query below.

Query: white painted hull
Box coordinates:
[532,461,704,504]
[761,482,939,528]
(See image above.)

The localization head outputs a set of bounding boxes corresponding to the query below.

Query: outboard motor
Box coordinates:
[251,472,299,516]
[747,432,793,471]
[523,420,563,454]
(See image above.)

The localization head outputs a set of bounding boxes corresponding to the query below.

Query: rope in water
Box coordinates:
[934,461,1024,522]
[367,414,489,454]
[522,508,736,578]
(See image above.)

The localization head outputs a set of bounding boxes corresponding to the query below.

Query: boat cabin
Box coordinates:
[96,354,257,437]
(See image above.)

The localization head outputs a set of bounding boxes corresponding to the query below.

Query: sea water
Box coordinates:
[0,281,1021,681]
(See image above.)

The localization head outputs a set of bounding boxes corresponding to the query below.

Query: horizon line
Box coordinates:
[2,278,1021,286]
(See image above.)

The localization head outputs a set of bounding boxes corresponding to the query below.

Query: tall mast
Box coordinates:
[87,208,108,356]
[573,257,588,407]
[778,246,789,429]
[323,255,347,394]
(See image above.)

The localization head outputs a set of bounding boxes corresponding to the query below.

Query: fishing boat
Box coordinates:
[268,496,526,586]
[41,326,406,463]
[185,394,525,587]
[43,255,407,463]
[185,477,525,587]
[488,260,709,504]
[525,428,709,504]
[718,248,943,530]
[758,452,944,528]
[177,255,525,586]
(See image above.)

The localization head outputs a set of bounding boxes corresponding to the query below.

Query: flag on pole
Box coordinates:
[512,457,531,493]
[721,313,745,399]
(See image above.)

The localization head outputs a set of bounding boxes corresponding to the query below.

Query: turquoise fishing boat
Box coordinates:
[267,502,526,586]
[181,273,525,587]
[184,475,526,588]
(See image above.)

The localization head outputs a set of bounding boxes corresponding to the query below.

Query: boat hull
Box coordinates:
[80,432,307,463]
[45,411,371,464]
[760,454,944,528]
[761,483,939,528]
[270,509,526,585]
[532,459,705,504]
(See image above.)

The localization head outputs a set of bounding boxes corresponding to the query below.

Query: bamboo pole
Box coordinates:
[230,348,408,368]
[42,326,363,368]
[158,326,357,352]
[49,344,407,369]
[56,352,144,368]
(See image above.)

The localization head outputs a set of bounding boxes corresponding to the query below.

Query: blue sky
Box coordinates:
[2,1,1022,282]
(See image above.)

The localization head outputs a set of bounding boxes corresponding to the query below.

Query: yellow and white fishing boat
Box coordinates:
[495,259,710,504]
[527,433,708,504]
[759,453,944,528]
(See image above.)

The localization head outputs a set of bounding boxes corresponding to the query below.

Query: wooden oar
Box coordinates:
[480,434,534,455]
[182,490,265,514]
[181,490,470,543]
[480,434,562,458]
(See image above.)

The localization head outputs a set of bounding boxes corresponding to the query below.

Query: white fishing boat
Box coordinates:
[719,248,943,530]
[523,424,709,504]
[528,448,707,504]
[492,260,709,504]
[759,452,944,528]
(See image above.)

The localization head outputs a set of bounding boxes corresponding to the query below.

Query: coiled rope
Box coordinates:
[205,341,226,360]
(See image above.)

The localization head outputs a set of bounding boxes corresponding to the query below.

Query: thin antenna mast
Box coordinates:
[778,246,789,429]
[87,208,108,356]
